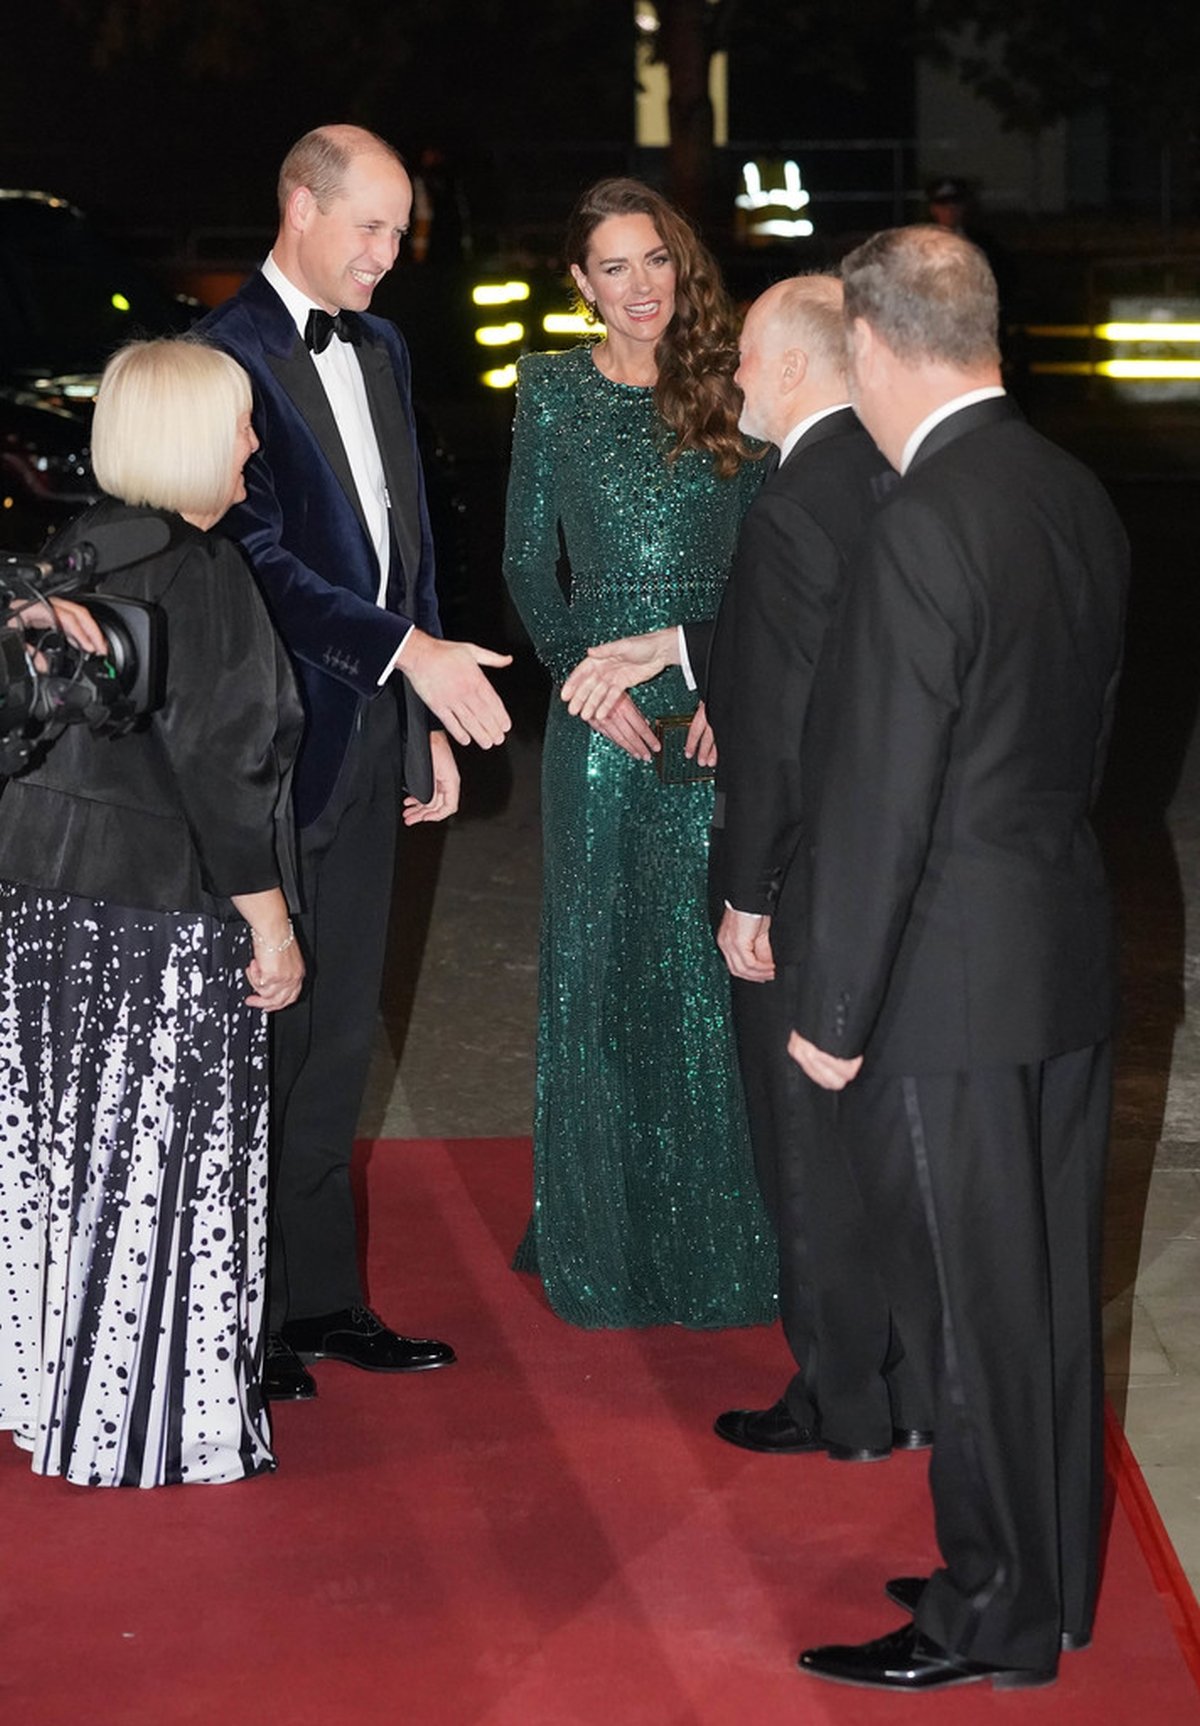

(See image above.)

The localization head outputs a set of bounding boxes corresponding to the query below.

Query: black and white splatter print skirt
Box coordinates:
[0,881,275,1487]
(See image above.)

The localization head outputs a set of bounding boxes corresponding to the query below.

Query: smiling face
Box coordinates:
[288,150,412,313]
[570,212,677,351]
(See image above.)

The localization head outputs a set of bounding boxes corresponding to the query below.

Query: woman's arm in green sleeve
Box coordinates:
[502,355,590,686]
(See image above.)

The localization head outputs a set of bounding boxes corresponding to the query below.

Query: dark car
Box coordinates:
[0,188,200,552]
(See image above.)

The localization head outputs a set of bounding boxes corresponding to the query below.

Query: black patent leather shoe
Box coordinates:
[281,1305,456,1372]
[263,1332,317,1401]
[798,1622,1056,1691]
[885,1577,1090,1652]
[824,1423,934,1462]
[891,1426,934,1450]
[713,1400,823,1454]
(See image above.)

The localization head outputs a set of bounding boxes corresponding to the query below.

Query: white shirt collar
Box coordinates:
[900,386,1006,474]
[261,252,327,336]
[778,401,851,467]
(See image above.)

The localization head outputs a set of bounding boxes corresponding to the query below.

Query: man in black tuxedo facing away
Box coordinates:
[200,126,511,1401]
[562,275,935,1460]
[789,226,1128,1692]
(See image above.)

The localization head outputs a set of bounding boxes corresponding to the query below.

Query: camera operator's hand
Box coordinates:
[233,890,305,1012]
[8,597,108,655]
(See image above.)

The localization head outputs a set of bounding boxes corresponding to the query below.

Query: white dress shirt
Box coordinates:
[261,254,393,605]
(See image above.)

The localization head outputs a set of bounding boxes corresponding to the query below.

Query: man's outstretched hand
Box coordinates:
[398,628,512,748]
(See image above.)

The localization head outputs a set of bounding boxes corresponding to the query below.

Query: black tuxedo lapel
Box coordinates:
[357,335,421,616]
[781,405,857,466]
[354,334,430,800]
[266,340,369,541]
[907,394,1020,472]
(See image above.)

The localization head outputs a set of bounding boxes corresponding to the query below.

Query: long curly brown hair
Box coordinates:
[564,177,750,478]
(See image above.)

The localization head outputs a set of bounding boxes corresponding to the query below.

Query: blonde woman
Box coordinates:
[0,339,302,1486]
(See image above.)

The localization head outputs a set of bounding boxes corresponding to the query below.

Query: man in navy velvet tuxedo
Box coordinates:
[200,125,512,1402]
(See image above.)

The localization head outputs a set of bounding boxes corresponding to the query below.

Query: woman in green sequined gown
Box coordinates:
[504,179,776,1329]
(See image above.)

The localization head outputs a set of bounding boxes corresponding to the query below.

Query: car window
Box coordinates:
[0,196,190,377]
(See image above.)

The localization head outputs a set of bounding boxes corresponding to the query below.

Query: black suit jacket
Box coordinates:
[791,397,1129,1074]
[198,272,442,823]
[0,501,302,917]
[682,409,894,954]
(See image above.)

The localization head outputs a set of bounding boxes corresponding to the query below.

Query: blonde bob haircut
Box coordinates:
[91,338,253,519]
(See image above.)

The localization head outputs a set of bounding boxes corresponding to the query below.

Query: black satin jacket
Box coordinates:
[0,500,303,919]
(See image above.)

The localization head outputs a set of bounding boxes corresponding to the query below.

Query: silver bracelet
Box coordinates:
[251,919,296,956]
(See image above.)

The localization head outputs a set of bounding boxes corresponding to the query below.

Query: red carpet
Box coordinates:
[4,1137,1200,1724]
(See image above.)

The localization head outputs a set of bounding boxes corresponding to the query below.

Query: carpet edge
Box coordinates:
[1106,1401,1200,1696]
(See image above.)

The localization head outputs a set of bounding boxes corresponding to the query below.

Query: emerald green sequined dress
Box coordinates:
[504,345,776,1329]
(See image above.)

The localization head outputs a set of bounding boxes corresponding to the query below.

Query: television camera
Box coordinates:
[0,518,171,776]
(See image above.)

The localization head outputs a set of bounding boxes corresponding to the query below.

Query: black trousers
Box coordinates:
[844,1043,1112,1671]
[268,691,403,1328]
[732,968,935,1449]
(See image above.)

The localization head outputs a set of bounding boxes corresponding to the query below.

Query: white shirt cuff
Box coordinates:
[379,623,416,686]
[678,624,697,691]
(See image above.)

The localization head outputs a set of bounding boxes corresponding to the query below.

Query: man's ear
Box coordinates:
[778,346,809,395]
[287,186,316,234]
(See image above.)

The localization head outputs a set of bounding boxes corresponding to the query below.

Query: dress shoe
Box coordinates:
[826,1424,934,1462]
[885,1576,1090,1652]
[827,1424,927,1462]
[263,1332,317,1401]
[281,1305,456,1373]
[826,1439,892,1462]
[891,1426,934,1450]
[798,1621,1056,1691]
[713,1400,823,1454]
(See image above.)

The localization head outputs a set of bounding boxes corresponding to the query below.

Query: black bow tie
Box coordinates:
[305,308,363,354]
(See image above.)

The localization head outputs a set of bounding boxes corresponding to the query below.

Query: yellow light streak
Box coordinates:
[1097,358,1200,379]
[1028,362,1095,376]
[1023,325,1094,339]
[481,365,518,389]
[471,282,531,306]
[543,312,601,336]
[1030,358,1200,379]
[1097,321,1200,343]
[1023,322,1200,344]
[474,322,525,347]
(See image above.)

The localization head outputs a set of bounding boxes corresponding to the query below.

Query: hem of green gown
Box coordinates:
[510,1221,776,1330]
[532,1303,777,1332]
